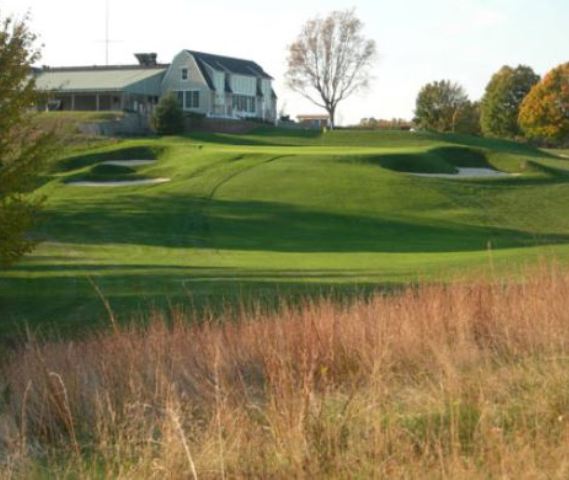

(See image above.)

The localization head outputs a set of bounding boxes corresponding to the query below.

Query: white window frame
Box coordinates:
[176,90,200,110]
[232,94,256,114]
[181,68,189,81]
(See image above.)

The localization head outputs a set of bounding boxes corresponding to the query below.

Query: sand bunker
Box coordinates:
[412,168,517,179]
[68,178,170,187]
[100,160,156,167]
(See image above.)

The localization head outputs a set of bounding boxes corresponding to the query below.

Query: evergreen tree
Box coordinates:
[151,93,185,135]
[0,13,56,266]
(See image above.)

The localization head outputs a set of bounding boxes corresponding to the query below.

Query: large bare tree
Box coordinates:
[286,9,377,128]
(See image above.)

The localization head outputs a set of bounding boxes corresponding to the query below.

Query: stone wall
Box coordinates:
[186,117,263,134]
[77,113,152,136]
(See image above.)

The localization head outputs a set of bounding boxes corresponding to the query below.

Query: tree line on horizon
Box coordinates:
[283,8,568,146]
[361,63,569,146]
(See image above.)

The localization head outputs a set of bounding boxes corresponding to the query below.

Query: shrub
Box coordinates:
[151,93,185,135]
[247,117,275,125]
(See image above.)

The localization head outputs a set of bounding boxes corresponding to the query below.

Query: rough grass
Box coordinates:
[33,111,126,130]
[32,112,124,150]
[2,265,569,478]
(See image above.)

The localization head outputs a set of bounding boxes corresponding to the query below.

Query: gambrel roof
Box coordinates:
[186,50,273,91]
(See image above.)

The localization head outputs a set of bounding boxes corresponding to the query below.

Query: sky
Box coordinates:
[1,0,568,125]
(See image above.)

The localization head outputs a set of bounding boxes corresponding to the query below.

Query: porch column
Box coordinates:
[95,94,100,111]
[71,94,76,111]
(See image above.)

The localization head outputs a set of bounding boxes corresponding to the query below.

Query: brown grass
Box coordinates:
[2,267,569,478]
[31,111,120,151]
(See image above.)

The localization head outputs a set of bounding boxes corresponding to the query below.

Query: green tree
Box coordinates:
[455,101,481,135]
[414,80,469,132]
[480,65,540,138]
[151,93,185,135]
[0,14,56,266]
[519,62,569,145]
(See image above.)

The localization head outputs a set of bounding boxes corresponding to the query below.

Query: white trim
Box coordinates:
[161,50,211,92]
[177,89,201,111]
[186,52,212,90]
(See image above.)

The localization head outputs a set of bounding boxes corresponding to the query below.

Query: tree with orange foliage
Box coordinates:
[519,63,569,144]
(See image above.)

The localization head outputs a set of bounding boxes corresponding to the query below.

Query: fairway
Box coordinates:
[2,129,569,335]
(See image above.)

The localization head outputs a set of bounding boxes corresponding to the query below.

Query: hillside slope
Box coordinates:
[2,129,569,335]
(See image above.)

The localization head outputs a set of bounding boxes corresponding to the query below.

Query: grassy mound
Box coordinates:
[430,146,490,167]
[2,129,569,334]
[369,152,458,174]
[65,163,143,183]
[58,146,163,172]
[356,147,509,175]
[58,146,166,183]
[90,164,136,176]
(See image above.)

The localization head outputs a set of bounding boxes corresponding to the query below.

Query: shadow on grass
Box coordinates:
[0,269,406,342]
[182,128,321,147]
[182,128,555,160]
[423,132,556,159]
[348,148,492,175]
[37,196,569,254]
[56,146,164,172]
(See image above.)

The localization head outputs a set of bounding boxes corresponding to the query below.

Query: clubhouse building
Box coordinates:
[34,50,278,123]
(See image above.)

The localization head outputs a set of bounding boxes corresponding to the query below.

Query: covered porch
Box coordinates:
[35,65,167,115]
[47,91,159,114]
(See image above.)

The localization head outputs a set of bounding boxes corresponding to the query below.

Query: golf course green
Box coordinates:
[2,128,569,336]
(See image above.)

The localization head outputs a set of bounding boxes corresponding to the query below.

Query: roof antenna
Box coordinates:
[97,0,122,65]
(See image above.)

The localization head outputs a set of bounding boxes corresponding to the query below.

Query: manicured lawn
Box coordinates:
[2,129,569,337]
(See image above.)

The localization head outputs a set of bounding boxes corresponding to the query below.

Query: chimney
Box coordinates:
[134,53,158,67]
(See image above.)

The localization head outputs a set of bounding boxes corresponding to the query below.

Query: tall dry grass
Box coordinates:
[2,267,569,478]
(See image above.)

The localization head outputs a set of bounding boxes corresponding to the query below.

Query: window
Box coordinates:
[185,91,200,109]
[181,68,188,80]
[175,91,200,110]
[232,95,256,113]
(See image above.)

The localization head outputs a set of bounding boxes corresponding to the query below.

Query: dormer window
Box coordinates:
[181,68,188,80]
